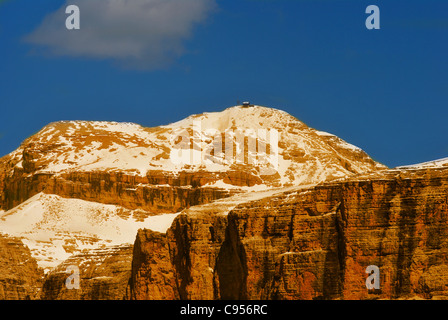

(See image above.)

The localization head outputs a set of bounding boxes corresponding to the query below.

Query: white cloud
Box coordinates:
[25,0,216,70]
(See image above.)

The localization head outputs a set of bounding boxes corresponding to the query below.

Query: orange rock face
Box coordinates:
[41,245,133,300]
[129,167,448,300]
[0,234,44,299]
[0,169,241,213]
[127,230,178,300]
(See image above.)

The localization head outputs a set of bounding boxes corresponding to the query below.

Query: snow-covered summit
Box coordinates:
[164,105,304,132]
[2,105,385,186]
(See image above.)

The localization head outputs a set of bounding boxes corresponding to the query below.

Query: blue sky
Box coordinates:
[0,0,447,167]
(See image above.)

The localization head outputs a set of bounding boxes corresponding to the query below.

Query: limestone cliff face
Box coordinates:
[126,230,178,300]
[0,169,240,213]
[41,245,133,300]
[0,234,44,299]
[129,166,448,300]
[335,167,448,299]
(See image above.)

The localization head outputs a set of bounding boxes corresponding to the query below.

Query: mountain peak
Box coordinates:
[1,105,385,186]
[165,104,306,133]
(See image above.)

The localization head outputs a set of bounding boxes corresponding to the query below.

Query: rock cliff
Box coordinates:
[0,233,44,299]
[1,169,239,213]
[129,165,448,300]
[41,245,133,300]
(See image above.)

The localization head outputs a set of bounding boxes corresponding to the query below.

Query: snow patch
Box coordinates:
[396,157,448,169]
[0,193,179,272]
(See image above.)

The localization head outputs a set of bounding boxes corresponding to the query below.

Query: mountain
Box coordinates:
[0,105,384,194]
[0,105,387,299]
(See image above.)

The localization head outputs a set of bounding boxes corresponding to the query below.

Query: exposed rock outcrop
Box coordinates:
[126,229,178,300]
[0,170,240,212]
[129,166,448,300]
[41,245,133,300]
[0,234,44,299]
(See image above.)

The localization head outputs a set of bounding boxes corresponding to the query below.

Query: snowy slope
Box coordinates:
[0,193,179,272]
[3,105,385,188]
[396,157,448,170]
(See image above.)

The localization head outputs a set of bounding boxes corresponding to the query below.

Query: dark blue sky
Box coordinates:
[1,0,447,167]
